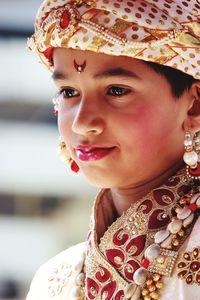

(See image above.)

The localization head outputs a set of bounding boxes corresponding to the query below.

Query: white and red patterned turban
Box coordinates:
[28,0,200,79]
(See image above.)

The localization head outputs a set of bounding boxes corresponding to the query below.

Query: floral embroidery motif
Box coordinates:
[177,247,200,285]
[48,263,73,296]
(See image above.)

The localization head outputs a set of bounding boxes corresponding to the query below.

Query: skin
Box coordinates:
[53,48,200,216]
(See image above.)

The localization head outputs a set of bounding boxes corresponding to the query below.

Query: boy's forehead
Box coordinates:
[53,48,143,70]
[28,0,200,80]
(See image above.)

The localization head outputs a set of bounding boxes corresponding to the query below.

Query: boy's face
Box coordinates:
[53,48,189,188]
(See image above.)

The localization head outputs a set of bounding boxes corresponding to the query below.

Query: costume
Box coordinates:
[26,168,200,299]
[26,1,200,299]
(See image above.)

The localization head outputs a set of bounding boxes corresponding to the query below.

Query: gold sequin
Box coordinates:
[104,17,110,24]
[122,14,128,19]
[83,36,89,42]
[189,53,195,58]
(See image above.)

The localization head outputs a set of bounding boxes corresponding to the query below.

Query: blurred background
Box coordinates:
[0,1,98,298]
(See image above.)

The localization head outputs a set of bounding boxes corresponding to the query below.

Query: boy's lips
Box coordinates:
[75,145,116,161]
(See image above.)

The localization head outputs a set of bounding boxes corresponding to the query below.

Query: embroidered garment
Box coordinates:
[28,0,200,79]
[26,168,200,300]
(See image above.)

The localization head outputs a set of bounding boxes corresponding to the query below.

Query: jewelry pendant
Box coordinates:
[73,59,87,74]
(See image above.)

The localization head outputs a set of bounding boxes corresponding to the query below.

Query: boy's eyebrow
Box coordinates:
[93,67,141,80]
[51,71,68,81]
[52,67,141,81]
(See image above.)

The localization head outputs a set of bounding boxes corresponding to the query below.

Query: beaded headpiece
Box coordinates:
[28,0,200,79]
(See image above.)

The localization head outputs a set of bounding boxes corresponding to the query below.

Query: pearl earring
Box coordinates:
[183,132,200,180]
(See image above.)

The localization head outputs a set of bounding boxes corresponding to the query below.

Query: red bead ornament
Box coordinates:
[71,160,80,173]
[188,163,200,177]
[60,10,70,29]
[141,258,150,269]
[188,203,198,212]
[54,110,58,116]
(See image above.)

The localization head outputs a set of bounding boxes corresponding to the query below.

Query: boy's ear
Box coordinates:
[183,81,200,133]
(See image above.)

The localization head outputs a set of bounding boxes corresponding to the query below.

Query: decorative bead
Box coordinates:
[142,288,149,296]
[155,281,164,289]
[144,296,151,300]
[179,197,187,205]
[184,132,193,147]
[177,207,191,220]
[183,213,194,227]
[149,284,156,292]
[60,10,70,29]
[154,230,170,244]
[156,255,165,264]
[188,203,198,212]
[160,234,173,248]
[172,238,179,247]
[178,229,185,237]
[133,267,148,285]
[76,272,85,286]
[146,279,153,286]
[190,193,200,204]
[145,244,161,261]
[175,206,182,213]
[152,274,161,282]
[167,219,182,234]
[71,160,80,173]
[130,286,141,300]
[141,258,150,269]
[150,291,159,299]
[183,151,198,167]
[124,283,137,298]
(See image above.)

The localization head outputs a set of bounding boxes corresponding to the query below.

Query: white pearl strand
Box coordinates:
[80,19,184,49]
[129,192,200,298]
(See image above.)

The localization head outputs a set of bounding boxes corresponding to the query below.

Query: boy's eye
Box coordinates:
[60,88,80,98]
[108,86,130,96]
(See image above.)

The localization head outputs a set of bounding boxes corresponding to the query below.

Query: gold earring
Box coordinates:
[58,137,79,173]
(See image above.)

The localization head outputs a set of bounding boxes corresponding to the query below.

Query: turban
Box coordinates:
[28,0,200,79]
